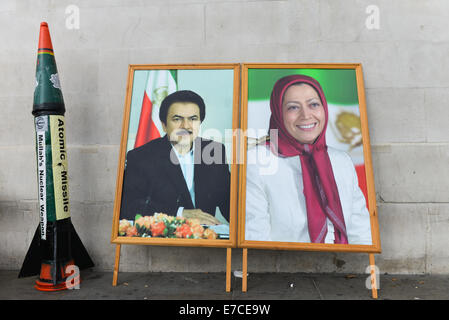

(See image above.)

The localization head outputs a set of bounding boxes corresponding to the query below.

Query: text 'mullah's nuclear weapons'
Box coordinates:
[18,22,94,291]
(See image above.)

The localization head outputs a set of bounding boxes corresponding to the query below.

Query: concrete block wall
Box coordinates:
[1,0,448,275]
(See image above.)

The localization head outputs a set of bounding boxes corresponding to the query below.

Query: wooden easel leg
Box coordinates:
[226,248,232,292]
[242,248,248,292]
[112,244,121,286]
[369,253,378,299]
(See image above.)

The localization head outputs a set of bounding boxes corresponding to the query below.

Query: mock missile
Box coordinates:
[18,22,94,291]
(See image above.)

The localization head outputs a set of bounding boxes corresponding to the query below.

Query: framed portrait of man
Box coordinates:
[111,64,240,248]
[238,63,381,253]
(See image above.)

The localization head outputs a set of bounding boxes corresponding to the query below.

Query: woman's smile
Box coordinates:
[297,122,318,130]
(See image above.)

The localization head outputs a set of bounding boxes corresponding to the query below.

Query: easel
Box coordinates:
[110,64,241,293]
[237,64,380,299]
[240,249,378,299]
[112,244,234,292]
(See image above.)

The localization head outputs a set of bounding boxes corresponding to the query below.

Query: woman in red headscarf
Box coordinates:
[245,75,372,245]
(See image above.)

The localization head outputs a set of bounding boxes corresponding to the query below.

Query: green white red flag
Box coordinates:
[246,69,369,209]
[134,70,177,148]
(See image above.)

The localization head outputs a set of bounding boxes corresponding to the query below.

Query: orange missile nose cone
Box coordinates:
[38,21,53,50]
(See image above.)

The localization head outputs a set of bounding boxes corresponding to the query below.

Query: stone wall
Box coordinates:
[1,0,448,274]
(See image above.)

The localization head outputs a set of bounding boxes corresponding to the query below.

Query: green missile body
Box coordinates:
[19,22,93,289]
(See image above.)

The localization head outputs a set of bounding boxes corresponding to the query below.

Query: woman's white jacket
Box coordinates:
[245,145,372,245]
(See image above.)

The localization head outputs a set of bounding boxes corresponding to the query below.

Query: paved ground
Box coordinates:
[1,269,448,300]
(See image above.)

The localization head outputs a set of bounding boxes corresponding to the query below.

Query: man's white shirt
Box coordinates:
[171,144,195,217]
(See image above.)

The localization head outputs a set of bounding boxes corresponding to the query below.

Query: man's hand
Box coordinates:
[182,209,221,225]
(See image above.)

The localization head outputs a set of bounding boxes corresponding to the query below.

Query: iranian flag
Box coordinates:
[134,70,177,148]
[246,68,369,209]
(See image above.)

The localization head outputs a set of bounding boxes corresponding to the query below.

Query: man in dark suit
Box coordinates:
[119,90,230,225]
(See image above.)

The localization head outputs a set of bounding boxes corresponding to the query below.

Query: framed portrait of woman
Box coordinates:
[111,64,240,249]
[238,63,381,253]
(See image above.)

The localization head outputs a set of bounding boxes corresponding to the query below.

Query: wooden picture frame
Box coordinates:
[111,64,240,289]
[238,63,381,296]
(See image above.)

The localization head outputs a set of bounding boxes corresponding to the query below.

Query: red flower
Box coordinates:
[126,226,138,237]
[176,224,193,238]
[151,221,166,237]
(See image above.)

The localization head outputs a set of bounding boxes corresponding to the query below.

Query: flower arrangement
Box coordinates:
[119,213,217,240]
